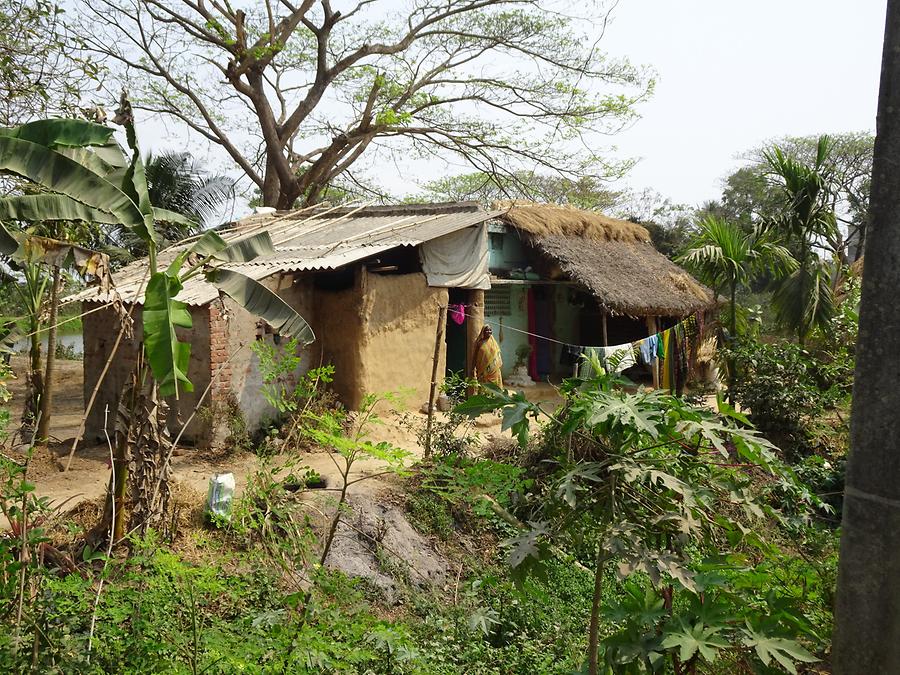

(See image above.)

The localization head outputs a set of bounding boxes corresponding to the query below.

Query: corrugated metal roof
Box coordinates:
[69,203,501,306]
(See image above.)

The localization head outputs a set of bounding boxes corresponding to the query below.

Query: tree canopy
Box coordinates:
[72,0,652,208]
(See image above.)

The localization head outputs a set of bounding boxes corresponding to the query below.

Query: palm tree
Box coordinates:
[679,216,796,336]
[763,136,839,345]
[110,151,235,259]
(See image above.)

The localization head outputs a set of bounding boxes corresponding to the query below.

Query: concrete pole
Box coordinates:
[466,289,485,381]
[833,3,900,671]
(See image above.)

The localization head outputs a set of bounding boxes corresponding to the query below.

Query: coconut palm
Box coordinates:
[679,216,797,336]
[763,135,839,344]
[109,151,234,259]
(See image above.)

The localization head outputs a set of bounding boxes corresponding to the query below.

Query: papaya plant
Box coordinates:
[455,368,823,674]
[0,95,314,543]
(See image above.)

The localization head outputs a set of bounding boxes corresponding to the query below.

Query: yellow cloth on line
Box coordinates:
[474,335,503,387]
[661,329,673,392]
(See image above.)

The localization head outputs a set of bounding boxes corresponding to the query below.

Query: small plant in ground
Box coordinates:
[197,389,252,453]
[252,335,338,451]
[401,372,481,457]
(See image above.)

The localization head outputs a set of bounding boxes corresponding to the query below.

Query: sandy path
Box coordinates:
[2,356,563,526]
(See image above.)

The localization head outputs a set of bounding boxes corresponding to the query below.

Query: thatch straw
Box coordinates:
[493,200,650,243]
[529,234,715,317]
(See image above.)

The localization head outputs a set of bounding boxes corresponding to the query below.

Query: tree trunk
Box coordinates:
[587,543,606,675]
[833,2,900,672]
[24,321,42,430]
[36,266,61,442]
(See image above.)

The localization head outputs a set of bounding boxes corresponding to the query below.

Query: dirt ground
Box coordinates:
[2,356,565,527]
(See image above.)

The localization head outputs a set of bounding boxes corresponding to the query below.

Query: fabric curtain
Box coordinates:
[420,224,491,290]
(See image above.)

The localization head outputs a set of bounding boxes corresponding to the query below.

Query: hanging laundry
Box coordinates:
[447,303,466,325]
[602,344,636,373]
[638,334,659,365]
[660,328,676,392]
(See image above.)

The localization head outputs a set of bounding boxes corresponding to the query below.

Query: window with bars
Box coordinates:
[485,287,512,316]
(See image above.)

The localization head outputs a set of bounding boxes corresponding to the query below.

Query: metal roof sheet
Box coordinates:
[69,203,501,306]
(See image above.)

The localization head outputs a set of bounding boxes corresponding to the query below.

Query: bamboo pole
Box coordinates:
[424,305,446,459]
[646,316,659,389]
[601,312,608,347]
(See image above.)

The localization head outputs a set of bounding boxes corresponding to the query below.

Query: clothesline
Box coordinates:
[444,303,693,352]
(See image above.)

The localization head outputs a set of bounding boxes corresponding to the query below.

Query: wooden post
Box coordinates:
[466,289,485,381]
[424,305,446,459]
[646,316,659,389]
[601,312,608,347]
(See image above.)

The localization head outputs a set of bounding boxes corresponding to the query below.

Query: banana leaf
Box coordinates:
[153,208,198,229]
[0,194,119,224]
[0,119,115,148]
[55,144,127,177]
[0,136,144,228]
[119,109,159,245]
[206,268,314,344]
[143,271,194,398]
[14,234,110,279]
[0,223,18,255]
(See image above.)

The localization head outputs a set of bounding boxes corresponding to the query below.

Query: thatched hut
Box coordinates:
[467,202,714,383]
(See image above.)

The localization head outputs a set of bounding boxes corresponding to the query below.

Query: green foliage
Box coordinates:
[724,336,851,459]
[455,366,823,673]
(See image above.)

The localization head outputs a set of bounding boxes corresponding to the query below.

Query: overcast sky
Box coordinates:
[600,0,887,206]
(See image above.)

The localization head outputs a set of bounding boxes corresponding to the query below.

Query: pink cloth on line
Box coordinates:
[448,304,466,325]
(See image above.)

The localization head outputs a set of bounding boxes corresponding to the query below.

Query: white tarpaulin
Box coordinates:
[420,224,491,290]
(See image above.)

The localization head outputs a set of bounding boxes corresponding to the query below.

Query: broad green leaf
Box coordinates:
[206,268,314,344]
[152,207,198,229]
[586,395,659,438]
[54,144,126,177]
[0,119,115,147]
[143,271,194,398]
[0,136,144,228]
[186,229,275,263]
[661,619,729,663]
[741,624,817,674]
[208,230,274,263]
[453,393,506,417]
[0,194,119,224]
[118,106,159,245]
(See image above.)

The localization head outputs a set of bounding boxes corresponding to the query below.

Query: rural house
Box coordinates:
[445,203,715,386]
[72,202,713,447]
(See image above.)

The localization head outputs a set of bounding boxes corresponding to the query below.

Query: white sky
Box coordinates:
[599,0,887,206]
[136,0,889,214]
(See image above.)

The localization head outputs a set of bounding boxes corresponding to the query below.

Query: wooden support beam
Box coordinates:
[646,316,660,389]
[465,289,485,381]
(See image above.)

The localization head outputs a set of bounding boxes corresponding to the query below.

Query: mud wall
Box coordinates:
[221,274,319,435]
[314,270,446,409]
[360,271,448,408]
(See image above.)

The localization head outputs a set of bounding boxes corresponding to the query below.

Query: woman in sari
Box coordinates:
[473,325,503,388]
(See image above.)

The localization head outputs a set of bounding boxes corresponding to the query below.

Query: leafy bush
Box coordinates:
[724,338,828,458]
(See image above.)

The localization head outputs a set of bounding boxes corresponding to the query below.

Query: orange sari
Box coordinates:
[474,335,503,387]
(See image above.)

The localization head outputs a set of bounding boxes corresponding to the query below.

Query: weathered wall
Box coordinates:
[82,301,212,444]
[314,272,366,409]
[360,271,448,408]
[314,270,447,410]
[217,274,319,435]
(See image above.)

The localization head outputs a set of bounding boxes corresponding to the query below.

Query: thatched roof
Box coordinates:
[494,200,651,242]
[496,203,714,317]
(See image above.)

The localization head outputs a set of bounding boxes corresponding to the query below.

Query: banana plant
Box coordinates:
[0,96,314,541]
